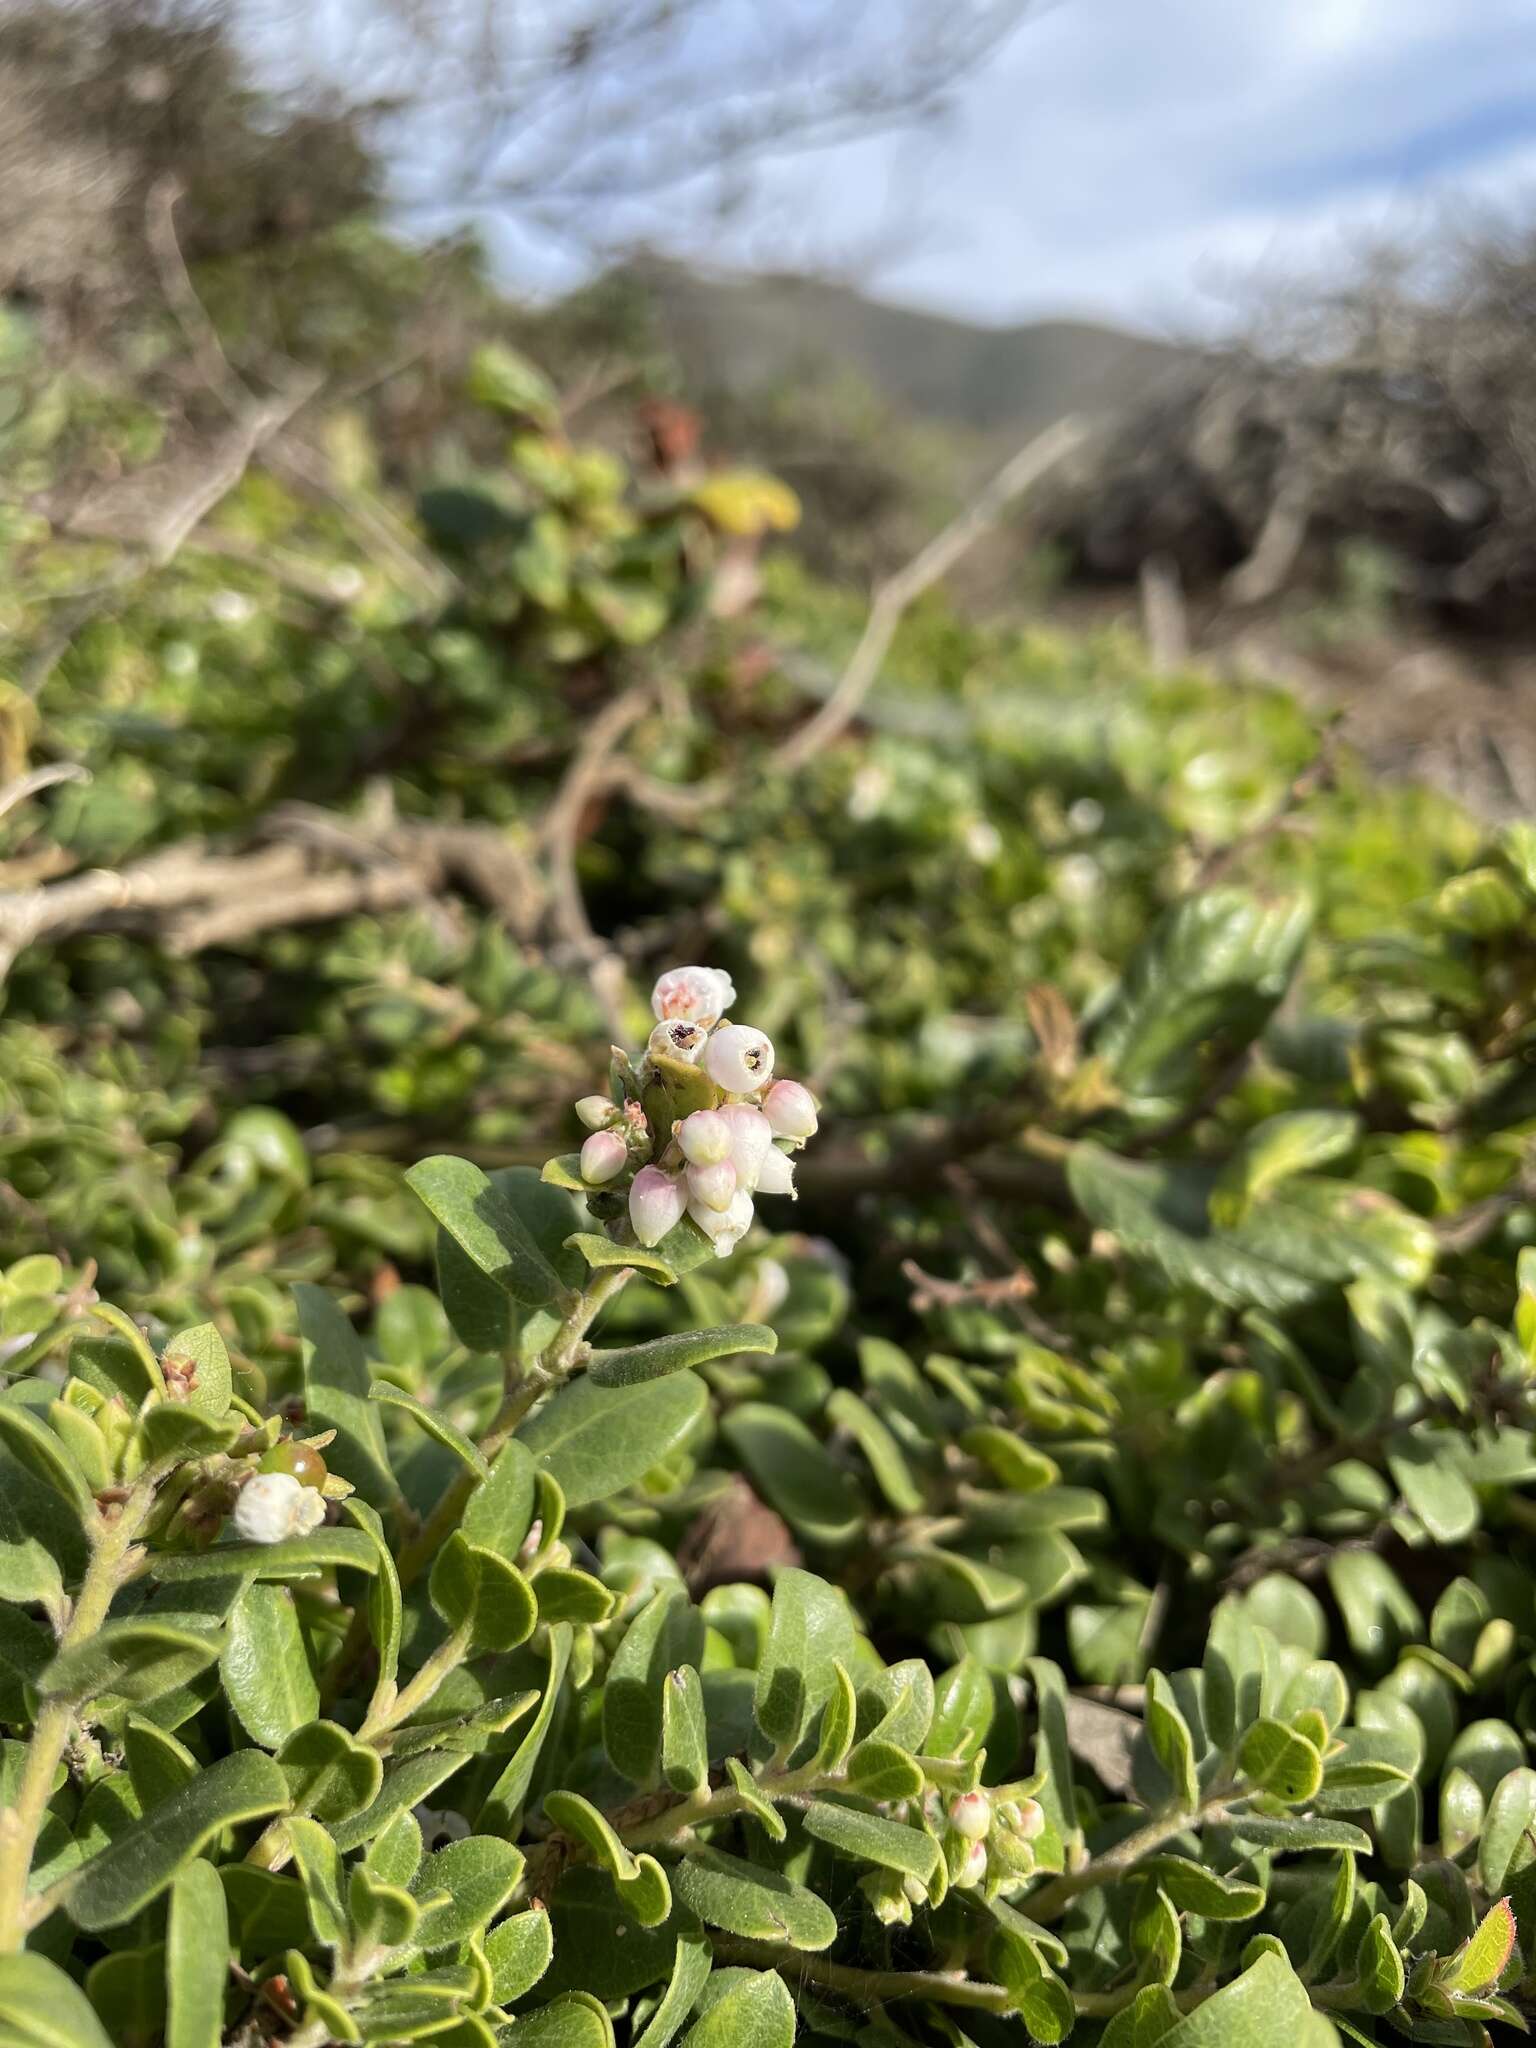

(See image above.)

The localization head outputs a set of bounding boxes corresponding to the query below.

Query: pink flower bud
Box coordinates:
[754,1147,796,1198]
[580,1130,628,1185]
[648,1019,707,1063]
[948,1792,991,1842]
[678,1109,732,1165]
[717,1103,773,1189]
[575,1094,617,1130]
[762,1078,818,1139]
[689,1186,754,1255]
[629,1166,686,1247]
[953,1839,989,1889]
[686,1158,737,1212]
[651,965,737,1026]
[704,1023,774,1094]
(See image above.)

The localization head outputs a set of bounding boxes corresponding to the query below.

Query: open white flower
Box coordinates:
[704,1024,774,1094]
[651,965,737,1026]
[233,1471,327,1545]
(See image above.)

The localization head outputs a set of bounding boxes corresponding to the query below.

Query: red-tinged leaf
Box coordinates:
[1447,1896,1517,1994]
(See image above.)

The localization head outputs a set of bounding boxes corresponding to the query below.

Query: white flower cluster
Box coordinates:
[232,1470,328,1545]
[574,965,818,1259]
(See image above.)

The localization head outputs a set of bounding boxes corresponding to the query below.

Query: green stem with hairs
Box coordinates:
[393,1264,634,1590]
[706,1936,1223,2020]
[0,1470,164,1950]
[1024,1784,1239,1923]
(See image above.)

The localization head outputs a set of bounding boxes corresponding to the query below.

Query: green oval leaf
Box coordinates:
[520,1372,709,1509]
[221,1582,319,1748]
[406,1156,568,1308]
[589,1324,777,1387]
[670,1845,836,1950]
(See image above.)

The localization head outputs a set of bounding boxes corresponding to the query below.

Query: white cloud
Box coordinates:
[685,0,1536,332]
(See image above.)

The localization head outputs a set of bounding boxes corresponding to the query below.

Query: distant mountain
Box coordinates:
[627,257,1195,440]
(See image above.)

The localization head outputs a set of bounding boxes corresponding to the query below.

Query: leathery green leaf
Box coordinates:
[165,1857,229,2048]
[719,1403,864,1546]
[294,1283,398,1510]
[160,1323,232,1420]
[221,1581,318,1748]
[753,1567,856,1753]
[1239,1717,1324,1805]
[276,1720,383,1824]
[514,1993,616,2048]
[661,1664,711,1795]
[669,1845,837,1949]
[634,1935,713,2048]
[680,1968,796,2048]
[484,1905,555,2002]
[0,1953,115,2048]
[802,1797,939,1882]
[605,1586,706,1787]
[63,1750,290,1930]
[410,1835,524,1949]
[406,1154,568,1307]
[520,1371,709,1509]
[41,1621,219,1711]
[589,1323,777,1386]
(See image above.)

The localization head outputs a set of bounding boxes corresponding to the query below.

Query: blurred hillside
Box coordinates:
[626,255,1192,439]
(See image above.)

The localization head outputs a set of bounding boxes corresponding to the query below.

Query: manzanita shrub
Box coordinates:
[2,951,1536,2048]
[9,243,1536,2044]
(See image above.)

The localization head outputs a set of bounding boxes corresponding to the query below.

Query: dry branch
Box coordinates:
[0,814,543,980]
[772,415,1089,773]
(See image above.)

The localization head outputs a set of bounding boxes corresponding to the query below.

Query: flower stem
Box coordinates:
[1024,1786,1237,1922]
[392,1265,633,1592]
[0,1476,159,1951]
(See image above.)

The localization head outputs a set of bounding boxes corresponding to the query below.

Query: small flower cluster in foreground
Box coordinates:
[865,1788,1046,1926]
[573,965,818,1258]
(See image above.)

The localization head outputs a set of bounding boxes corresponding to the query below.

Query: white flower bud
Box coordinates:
[686,1158,737,1212]
[704,1024,774,1094]
[580,1130,628,1184]
[902,1872,930,1905]
[948,1791,991,1842]
[678,1109,731,1166]
[754,1147,796,1198]
[629,1166,686,1247]
[689,1186,754,1255]
[749,1256,791,1319]
[233,1471,325,1545]
[761,1078,818,1139]
[717,1103,774,1190]
[651,965,737,1026]
[575,1094,617,1131]
[1010,1797,1045,1842]
[648,1019,708,1064]
[953,1839,989,1890]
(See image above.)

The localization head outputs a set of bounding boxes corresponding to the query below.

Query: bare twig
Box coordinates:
[0,764,89,826]
[541,684,654,1038]
[0,810,541,979]
[772,416,1089,773]
[1193,721,1342,890]
[145,177,250,416]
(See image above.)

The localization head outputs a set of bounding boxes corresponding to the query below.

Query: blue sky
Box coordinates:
[667,0,1536,333]
[267,0,1536,336]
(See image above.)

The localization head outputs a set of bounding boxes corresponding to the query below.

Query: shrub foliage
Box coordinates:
[4,210,1536,2046]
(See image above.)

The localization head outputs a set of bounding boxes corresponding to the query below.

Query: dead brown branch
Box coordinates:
[0,812,543,980]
